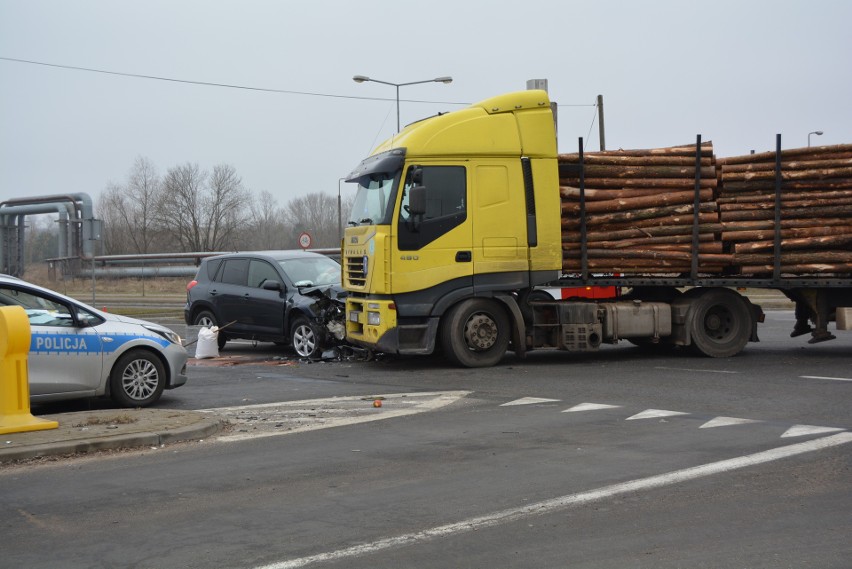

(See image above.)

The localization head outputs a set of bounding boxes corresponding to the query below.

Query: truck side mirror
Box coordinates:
[409,185,426,215]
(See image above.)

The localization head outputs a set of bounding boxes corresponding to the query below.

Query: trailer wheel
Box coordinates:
[441,298,510,367]
[688,289,752,358]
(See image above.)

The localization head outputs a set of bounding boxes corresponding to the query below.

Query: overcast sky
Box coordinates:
[2,0,850,216]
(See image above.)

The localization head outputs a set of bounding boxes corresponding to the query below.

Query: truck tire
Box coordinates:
[441,298,510,367]
[688,289,752,358]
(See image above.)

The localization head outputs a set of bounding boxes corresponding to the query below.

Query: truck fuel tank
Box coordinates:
[601,301,672,341]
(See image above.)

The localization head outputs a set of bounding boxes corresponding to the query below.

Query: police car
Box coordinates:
[0,274,187,407]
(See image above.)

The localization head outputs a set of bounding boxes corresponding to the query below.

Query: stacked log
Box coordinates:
[559,142,730,274]
[717,144,852,275]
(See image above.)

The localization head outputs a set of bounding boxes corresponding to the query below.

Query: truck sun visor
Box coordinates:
[345,148,406,183]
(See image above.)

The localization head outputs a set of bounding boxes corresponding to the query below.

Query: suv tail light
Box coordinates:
[186,280,198,292]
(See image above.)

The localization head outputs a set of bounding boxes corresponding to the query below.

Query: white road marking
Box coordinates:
[781,424,846,438]
[654,366,740,374]
[201,392,470,443]
[256,433,852,569]
[562,403,623,413]
[626,409,690,421]
[501,397,561,406]
[801,375,852,382]
[700,416,762,429]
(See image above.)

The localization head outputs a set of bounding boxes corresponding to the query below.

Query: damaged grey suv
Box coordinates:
[184,251,346,358]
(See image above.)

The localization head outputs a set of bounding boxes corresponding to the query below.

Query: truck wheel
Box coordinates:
[688,289,752,358]
[109,349,166,407]
[441,298,510,367]
[194,310,227,350]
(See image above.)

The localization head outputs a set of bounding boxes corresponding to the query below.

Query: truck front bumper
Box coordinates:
[345,298,438,355]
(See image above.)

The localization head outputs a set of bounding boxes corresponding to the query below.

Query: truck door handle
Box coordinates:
[455,251,472,262]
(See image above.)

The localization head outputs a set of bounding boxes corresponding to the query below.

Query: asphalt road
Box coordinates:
[1,310,850,568]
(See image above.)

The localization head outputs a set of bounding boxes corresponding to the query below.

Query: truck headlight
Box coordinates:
[367,311,381,326]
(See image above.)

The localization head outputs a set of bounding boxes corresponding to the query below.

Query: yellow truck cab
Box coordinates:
[342,90,562,366]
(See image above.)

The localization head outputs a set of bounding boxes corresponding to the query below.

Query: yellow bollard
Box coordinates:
[0,305,59,434]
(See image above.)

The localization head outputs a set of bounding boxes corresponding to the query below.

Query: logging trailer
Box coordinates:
[341,90,852,367]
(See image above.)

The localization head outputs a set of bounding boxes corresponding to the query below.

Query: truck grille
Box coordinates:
[346,255,366,287]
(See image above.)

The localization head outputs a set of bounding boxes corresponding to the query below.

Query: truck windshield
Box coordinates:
[348,173,399,226]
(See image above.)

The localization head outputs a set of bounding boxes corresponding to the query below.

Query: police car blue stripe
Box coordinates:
[30,332,170,355]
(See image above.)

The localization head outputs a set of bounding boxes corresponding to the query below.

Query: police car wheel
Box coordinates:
[109,350,166,407]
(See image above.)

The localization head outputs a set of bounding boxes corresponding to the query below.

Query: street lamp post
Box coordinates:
[808,130,824,147]
[337,177,344,242]
[353,75,453,132]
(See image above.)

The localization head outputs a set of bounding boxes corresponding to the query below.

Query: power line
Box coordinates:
[0,56,465,105]
[0,56,597,107]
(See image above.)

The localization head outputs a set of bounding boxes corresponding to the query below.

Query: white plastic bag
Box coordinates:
[195,326,220,359]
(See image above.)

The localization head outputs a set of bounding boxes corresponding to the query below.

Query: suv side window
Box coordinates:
[248,260,280,288]
[220,259,249,285]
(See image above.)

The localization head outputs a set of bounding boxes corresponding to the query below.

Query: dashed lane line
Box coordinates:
[801,375,852,382]
[626,409,690,421]
[654,366,741,374]
[781,425,847,438]
[563,403,623,413]
[256,432,852,569]
[700,416,762,429]
[501,397,561,406]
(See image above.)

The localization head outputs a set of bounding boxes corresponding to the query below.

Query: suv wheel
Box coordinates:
[291,316,321,359]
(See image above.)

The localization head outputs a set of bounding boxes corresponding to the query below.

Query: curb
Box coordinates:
[0,411,226,464]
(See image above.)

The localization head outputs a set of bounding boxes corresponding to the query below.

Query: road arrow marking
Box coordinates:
[781,424,846,438]
[626,409,689,421]
[501,397,561,406]
[700,416,762,429]
[562,403,623,413]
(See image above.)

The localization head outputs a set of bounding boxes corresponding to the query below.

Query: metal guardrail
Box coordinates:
[48,249,342,279]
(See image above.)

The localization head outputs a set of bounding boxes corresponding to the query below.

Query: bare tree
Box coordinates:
[99,181,134,254]
[243,190,291,250]
[282,192,344,248]
[204,164,250,250]
[157,162,250,252]
[99,157,162,254]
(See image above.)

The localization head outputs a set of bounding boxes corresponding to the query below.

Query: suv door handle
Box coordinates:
[455,251,472,262]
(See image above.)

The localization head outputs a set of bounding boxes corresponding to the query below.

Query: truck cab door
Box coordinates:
[393,164,473,296]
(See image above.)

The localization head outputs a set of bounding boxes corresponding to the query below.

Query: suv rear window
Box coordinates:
[205,258,223,280]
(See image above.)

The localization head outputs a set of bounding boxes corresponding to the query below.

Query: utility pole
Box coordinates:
[597,94,606,151]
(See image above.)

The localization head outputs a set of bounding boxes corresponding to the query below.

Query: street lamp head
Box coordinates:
[434,76,453,84]
[815,131,824,136]
[352,75,370,83]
